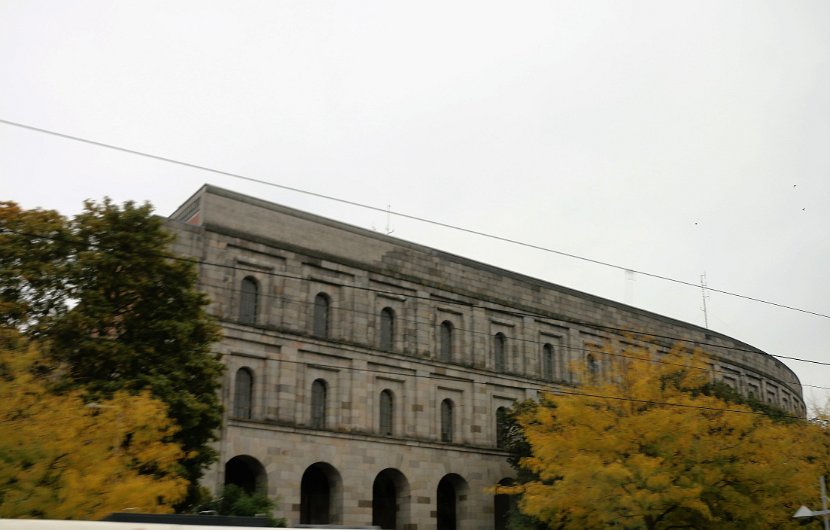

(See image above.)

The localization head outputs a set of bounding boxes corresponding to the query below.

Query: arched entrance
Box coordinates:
[224,455,266,494]
[436,473,468,530]
[372,468,410,530]
[300,462,342,525]
[494,478,516,530]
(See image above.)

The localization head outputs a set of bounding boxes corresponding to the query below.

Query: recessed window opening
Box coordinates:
[311,379,327,429]
[439,321,453,362]
[239,276,258,325]
[543,343,554,381]
[380,389,394,436]
[494,333,506,372]
[234,368,253,419]
[495,407,508,449]
[313,293,330,338]
[441,399,454,443]
[380,307,395,351]
[587,353,599,380]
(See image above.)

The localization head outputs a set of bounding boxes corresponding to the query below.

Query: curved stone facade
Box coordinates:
[168,185,804,530]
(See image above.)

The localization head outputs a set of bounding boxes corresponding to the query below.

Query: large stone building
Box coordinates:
[167,185,804,530]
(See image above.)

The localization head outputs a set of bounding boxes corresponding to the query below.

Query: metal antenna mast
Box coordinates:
[700,273,709,329]
[624,269,635,305]
[385,204,394,235]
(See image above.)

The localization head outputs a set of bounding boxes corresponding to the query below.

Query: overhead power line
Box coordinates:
[0,222,830,396]
[0,243,815,419]
[0,333,807,421]
[251,354,808,420]
[0,224,830,366]
[1,117,828,320]
[198,278,828,393]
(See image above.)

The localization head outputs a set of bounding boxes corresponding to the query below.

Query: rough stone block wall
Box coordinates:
[168,185,805,530]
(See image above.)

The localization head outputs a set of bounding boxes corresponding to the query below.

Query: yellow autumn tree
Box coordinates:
[502,345,830,530]
[0,332,188,519]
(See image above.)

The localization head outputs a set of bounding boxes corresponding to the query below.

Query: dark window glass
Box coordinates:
[494,333,506,372]
[440,399,454,443]
[440,321,453,362]
[380,390,394,436]
[313,293,330,338]
[496,407,508,449]
[239,276,258,325]
[543,344,554,381]
[380,307,394,351]
[234,368,253,419]
[311,379,327,429]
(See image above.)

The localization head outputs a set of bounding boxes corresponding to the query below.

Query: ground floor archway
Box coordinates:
[224,455,266,494]
[372,468,410,530]
[494,478,516,530]
[300,462,342,525]
[436,473,468,530]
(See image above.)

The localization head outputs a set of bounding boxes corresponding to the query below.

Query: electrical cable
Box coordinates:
[0,225,823,399]
[0,225,823,369]
[1,117,828,320]
[0,334,806,420]
[199,278,828,393]
[220,353,805,420]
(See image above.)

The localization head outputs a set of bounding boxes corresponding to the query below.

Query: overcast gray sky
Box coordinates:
[2,1,828,409]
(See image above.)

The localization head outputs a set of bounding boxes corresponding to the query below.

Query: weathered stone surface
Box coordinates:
[168,185,804,529]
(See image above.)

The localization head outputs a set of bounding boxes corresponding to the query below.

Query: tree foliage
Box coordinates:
[0,202,71,332]
[501,346,830,530]
[0,331,188,518]
[0,199,223,506]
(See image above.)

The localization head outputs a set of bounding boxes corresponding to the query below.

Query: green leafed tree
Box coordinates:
[194,484,286,527]
[0,202,71,333]
[0,199,224,508]
[499,345,830,530]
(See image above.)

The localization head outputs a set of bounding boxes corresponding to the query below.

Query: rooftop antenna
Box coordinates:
[624,269,635,305]
[385,204,394,235]
[700,272,709,329]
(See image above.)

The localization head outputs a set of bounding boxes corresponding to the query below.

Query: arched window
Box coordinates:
[542,343,554,381]
[234,368,253,419]
[494,333,507,372]
[313,293,330,338]
[239,276,258,325]
[440,399,454,443]
[439,321,453,362]
[311,379,327,429]
[495,406,508,449]
[379,307,395,351]
[379,389,394,436]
